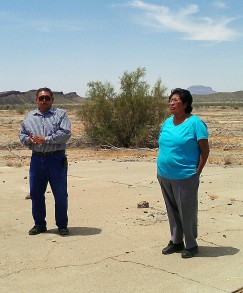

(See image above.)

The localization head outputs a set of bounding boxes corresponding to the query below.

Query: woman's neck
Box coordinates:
[173,113,191,125]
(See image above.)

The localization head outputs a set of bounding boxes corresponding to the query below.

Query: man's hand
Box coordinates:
[29,134,45,144]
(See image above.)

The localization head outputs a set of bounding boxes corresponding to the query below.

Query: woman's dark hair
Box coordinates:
[169,88,193,113]
[36,87,53,97]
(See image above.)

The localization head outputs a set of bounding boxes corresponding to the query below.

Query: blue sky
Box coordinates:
[0,0,242,96]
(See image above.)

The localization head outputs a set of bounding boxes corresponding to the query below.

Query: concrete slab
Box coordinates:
[0,161,242,293]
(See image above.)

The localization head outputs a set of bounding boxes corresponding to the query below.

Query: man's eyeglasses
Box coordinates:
[38,95,51,101]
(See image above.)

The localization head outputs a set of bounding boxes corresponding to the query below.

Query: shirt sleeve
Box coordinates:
[19,119,31,147]
[195,118,208,140]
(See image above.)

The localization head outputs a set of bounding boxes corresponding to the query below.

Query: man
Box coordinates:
[19,87,71,236]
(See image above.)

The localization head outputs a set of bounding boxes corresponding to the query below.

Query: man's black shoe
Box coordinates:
[181,245,199,258]
[29,225,47,235]
[58,227,69,236]
[162,240,185,255]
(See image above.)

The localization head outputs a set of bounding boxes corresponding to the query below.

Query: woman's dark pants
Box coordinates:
[157,174,199,249]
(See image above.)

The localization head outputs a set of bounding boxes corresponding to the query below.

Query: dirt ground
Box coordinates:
[0,106,242,166]
[1,107,243,293]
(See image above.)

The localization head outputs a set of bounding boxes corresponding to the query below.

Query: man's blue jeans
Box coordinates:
[29,152,68,228]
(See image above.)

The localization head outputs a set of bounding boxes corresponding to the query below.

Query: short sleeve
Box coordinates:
[195,118,208,141]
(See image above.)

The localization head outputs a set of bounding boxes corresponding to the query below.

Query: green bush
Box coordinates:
[16,107,26,115]
[77,68,168,148]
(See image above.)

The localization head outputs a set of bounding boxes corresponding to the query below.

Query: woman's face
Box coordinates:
[169,94,186,115]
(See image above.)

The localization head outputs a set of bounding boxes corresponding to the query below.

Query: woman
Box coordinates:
[157,88,209,258]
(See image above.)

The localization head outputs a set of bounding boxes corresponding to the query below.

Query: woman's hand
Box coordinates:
[197,139,210,174]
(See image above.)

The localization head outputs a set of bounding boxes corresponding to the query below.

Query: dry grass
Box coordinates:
[0,107,242,167]
[5,160,23,167]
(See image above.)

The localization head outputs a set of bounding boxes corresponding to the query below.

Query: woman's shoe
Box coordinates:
[162,240,185,255]
[181,245,199,258]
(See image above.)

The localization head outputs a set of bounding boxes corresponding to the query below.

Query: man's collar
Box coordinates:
[33,106,55,115]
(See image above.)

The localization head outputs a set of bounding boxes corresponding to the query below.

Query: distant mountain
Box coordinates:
[192,91,243,103]
[1,89,243,106]
[0,90,84,105]
[187,85,216,95]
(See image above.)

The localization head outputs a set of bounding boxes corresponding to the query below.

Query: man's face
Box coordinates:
[36,90,54,113]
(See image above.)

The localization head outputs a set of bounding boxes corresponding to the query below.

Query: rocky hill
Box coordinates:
[187,85,216,95]
[1,89,243,106]
[192,91,243,104]
[0,90,84,105]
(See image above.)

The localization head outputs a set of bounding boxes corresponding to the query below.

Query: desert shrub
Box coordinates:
[16,107,26,115]
[224,155,233,165]
[77,68,168,148]
[77,81,117,144]
[6,160,23,167]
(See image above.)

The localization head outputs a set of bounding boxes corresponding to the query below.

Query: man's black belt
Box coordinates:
[33,150,65,156]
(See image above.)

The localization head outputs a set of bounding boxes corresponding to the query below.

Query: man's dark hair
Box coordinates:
[169,88,193,113]
[36,87,53,97]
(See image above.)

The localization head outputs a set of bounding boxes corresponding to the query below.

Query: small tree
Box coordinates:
[77,81,117,143]
[77,68,168,148]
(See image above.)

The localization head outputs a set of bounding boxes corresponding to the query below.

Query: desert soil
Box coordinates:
[0,106,242,166]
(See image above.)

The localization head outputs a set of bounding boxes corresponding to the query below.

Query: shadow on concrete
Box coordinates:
[197,246,240,257]
[69,226,102,236]
[47,227,102,236]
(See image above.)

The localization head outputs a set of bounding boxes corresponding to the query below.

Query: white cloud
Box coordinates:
[32,20,86,32]
[213,1,227,9]
[21,19,87,33]
[128,0,239,42]
[0,11,87,33]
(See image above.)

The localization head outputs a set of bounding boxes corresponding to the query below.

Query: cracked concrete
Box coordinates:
[0,161,243,293]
